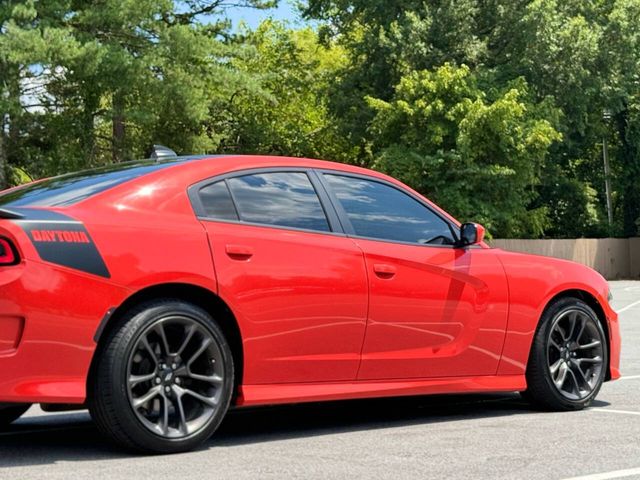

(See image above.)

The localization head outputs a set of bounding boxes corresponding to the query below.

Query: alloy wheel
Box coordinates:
[547,308,605,401]
[126,316,225,438]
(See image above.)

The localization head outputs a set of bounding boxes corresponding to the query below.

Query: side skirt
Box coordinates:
[236,375,526,407]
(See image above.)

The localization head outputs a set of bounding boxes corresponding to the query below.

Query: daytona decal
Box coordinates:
[7,208,111,278]
[31,229,91,243]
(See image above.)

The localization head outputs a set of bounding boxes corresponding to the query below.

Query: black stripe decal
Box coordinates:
[10,209,110,278]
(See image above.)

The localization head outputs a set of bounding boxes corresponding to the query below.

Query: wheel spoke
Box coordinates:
[140,336,159,366]
[566,367,581,395]
[129,372,156,387]
[159,395,170,435]
[549,338,563,352]
[572,363,593,393]
[188,337,212,366]
[182,388,217,408]
[176,324,196,356]
[577,356,603,365]
[576,340,601,350]
[566,312,578,341]
[556,324,568,341]
[155,322,171,356]
[188,372,223,385]
[175,393,189,435]
[549,358,564,375]
[554,363,569,388]
[574,316,587,343]
[133,386,161,408]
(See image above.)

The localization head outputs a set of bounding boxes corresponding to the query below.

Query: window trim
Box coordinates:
[316,170,461,249]
[188,166,463,248]
[188,167,344,236]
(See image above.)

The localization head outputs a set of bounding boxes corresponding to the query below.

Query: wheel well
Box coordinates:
[88,283,244,400]
[544,289,611,381]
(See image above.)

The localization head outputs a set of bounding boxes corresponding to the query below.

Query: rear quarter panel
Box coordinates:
[0,166,217,403]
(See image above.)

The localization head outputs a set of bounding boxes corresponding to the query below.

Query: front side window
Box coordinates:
[216,172,330,232]
[324,174,455,245]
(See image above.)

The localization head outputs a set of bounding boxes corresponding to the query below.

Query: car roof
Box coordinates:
[0,154,415,216]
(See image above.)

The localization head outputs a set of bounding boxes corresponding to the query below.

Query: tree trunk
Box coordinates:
[81,94,97,164]
[112,91,126,163]
[0,120,6,190]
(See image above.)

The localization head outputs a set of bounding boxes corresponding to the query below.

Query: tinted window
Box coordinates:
[324,174,455,245]
[227,172,330,232]
[199,181,238,221]
[0,161,179,208]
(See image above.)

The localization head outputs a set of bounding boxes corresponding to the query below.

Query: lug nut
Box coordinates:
[165,386,171,393]
[155,377,161,384]
[172,363,177,370]
[175,378,181,385]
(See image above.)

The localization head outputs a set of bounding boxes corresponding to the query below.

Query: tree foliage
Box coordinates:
[1,0,640,238]
[368,65,561,237]
[303,0,640,238]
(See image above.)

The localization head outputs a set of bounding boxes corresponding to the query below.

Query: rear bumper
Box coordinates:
[0,260,128,403]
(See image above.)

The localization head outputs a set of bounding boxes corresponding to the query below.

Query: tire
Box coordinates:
[0,404,31,428]
[89,299,234,454]
[524,297,608,411]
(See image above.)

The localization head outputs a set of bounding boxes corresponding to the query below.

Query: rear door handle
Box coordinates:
[225,244,254,260]
[373,263,396,278]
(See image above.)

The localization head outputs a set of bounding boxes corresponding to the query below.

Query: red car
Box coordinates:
[0,151,621,453]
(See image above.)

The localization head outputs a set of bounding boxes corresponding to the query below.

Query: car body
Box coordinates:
[0,154,620,451]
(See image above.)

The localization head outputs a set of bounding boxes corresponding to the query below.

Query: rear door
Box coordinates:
[320,172,509,380]
[191,169,369,385]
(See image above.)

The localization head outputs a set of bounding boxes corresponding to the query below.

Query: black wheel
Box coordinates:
[0,404,31,428]
[89,300,234,453]
[524,297,607,411]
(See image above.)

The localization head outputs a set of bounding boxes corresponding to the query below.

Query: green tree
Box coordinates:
[368,64,561,237]
[303,0,640,238]
[224,20,352,160]
[0,0,277,182]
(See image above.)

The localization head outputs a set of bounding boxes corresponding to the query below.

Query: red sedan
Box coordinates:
[0,151,621,453]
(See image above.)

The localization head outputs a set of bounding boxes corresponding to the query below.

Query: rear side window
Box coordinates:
[324,174,455,245]
[199,172,331,232]
[199,181,238,221]
[0,161,179,208]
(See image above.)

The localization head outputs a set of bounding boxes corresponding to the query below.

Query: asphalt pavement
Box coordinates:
[1,281,639,480]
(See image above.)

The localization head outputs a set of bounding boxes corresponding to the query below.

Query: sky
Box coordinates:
[222,1,306,30]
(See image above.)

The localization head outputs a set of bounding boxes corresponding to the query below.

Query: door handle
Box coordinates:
[225,244,254,260]
[373,263,396,278]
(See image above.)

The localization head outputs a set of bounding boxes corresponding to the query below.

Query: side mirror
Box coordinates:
[458,222,485,247]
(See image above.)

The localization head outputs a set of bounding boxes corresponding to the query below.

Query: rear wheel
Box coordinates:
[0,404,31,428]
[89,300,234,453]
[524,297,607,411]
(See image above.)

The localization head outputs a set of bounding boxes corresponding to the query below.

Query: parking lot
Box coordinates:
[0,281,638,480]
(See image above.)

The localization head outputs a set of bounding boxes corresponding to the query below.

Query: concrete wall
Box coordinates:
[490,238,640,280]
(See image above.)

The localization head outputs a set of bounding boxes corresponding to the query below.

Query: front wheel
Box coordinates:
[524,297,608,411]
[0,404,31,428]
[89,300,234,453]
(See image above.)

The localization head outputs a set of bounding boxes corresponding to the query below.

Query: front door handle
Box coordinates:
[373,263,396,278]
[225,244,254,260]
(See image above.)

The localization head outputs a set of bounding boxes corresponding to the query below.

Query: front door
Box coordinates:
[320,172,509,380]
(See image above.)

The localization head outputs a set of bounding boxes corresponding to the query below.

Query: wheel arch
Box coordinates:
[541,289,611,380]
[88,283,244,401]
